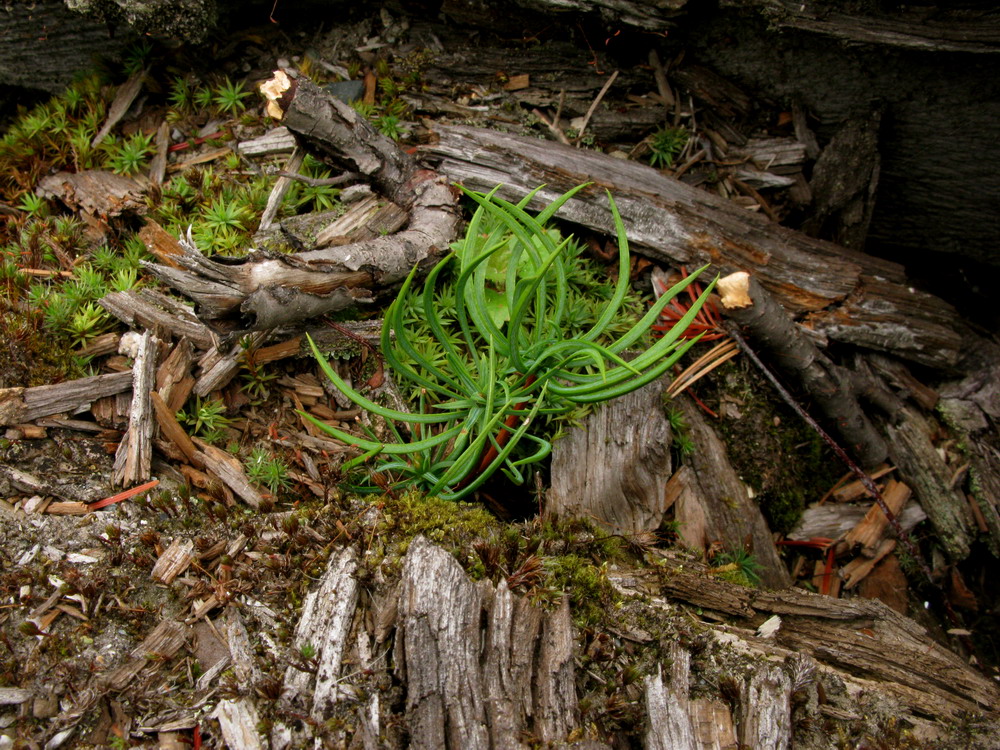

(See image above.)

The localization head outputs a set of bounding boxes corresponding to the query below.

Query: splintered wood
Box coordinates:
[843,479,912,556]
[113,330,158,486]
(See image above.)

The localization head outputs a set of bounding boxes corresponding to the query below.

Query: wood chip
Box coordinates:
[841,539,897,589]
[193,439,264,509]
[843,479,912,556]
[45,502,91,515]
[502,73,530,91]
[151,391,199,466]
[102,620,188,691]
[210,699,264,750]
[151,538,195,584]
[829,464,895,503]
[237,126,297,156]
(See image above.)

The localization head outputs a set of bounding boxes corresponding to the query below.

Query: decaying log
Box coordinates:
[266,536,996,747]
[140,72,462,334]
[100,289,215,350]
[423,124,967,371]
[648,552,1000,721]
[261,72,414,207]
[548,375,673,535]
[717,271,887,468]
[723,0,1000,54]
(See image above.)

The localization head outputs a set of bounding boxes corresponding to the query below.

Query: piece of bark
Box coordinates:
[858,553,910,614]
[723,0,1000,54]
[732,136,807,172]
[718,271,887,468]
[149,122,170,187]
[92,68,145,147]
[139,221,187,270]
[156,339,194,406]
[548,376,673,535]
[841,538,896,589]
[843,479,911,556]
[671,64,752,121]
[193,333,262,398]
[150,391,199,466]
[210,699,264,750]
[151,538,194,585]
[222,609,261,688]
[828,464,894,503]
[237,126,297,157]
[805,112,881,249]
[737,663,791,750]
[191,438,264,509]
[282,547,360,719]
[676,395,791,589]
[113,330,158,486]
[37,170,146,218]
[0,371,132,426]
[313,195,410,247]
[787,501,925,543]
[438,0,686,32]
[874,406,974,560]
[258,146,305,233]
[424,124,967,370]
[644,645,698,750]
[102,620,188,691]
[100,289,215,350]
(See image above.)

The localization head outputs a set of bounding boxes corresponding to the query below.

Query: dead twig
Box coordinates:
[575,70,619,146]
[531,105,571,146]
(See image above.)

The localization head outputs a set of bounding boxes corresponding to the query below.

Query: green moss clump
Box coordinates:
[705,360,842,535]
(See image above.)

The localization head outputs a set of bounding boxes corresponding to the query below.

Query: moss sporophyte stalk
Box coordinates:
[303,184,717,500]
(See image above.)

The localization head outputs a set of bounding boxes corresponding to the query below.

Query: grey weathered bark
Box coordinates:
[265,537,999,747]
[548,375,673,536]
[685,5,1000,269]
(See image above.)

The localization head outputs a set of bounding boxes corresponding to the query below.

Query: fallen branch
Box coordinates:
[717,271,887,467]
